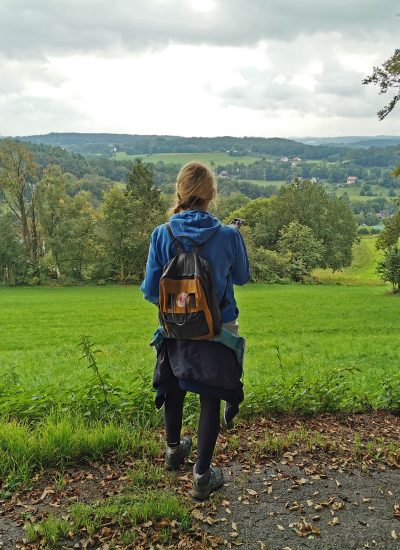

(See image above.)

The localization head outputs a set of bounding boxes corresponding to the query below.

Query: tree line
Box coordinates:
[0,139,361,287]
[0,140,164,285]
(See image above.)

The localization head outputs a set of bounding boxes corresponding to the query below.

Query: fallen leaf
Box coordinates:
[101,527,112,537]
[192,509,204,520]
[142,521,153,529]
[290,518,321,537]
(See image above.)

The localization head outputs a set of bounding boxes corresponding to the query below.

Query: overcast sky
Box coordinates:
[0,0,399,137]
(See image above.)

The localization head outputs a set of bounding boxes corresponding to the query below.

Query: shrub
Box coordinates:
[248,247,289,283]
[377,246,400,292]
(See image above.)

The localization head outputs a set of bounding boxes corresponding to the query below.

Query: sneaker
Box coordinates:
[192,465,224,500]
[223,402,239,429]
[165,436,192,471]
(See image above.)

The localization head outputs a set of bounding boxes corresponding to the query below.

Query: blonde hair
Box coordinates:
[169,162,217,215]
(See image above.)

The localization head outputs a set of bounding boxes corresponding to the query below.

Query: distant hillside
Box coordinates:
[296,135,400,148]
[18,132,348,160]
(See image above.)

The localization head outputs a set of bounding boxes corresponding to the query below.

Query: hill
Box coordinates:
[17,132,349,160]
[297,135,400,148]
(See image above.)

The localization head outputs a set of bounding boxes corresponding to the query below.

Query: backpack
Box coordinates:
[158,222,222,340]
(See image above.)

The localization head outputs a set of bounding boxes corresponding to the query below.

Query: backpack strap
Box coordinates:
[166,222,206,254]
[166,222,184,254]
[166,222,221,254]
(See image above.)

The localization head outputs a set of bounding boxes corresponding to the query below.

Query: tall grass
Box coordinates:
[0,414,162,487]
[0,283,399,485]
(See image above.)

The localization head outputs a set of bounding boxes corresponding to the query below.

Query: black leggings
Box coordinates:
[164,385,220,475]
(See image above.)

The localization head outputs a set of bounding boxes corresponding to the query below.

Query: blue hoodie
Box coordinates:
[140,209,251,323]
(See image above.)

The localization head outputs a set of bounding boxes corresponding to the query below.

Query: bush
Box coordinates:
[377,246,400,292]
[248,247,289,283]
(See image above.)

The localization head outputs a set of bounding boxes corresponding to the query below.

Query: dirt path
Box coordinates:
[203,463,399,549]
[1,412,399,549]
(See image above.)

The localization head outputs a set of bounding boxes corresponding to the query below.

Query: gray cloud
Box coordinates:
[211,31,400,121]
[0,95,88,136]
[0,1,398,135]
[0,0,398,58]
[0,58,65,95]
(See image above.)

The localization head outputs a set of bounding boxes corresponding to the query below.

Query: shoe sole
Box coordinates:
[192,477,224,500]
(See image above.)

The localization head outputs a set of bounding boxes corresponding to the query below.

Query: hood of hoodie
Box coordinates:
[169,209,221,245]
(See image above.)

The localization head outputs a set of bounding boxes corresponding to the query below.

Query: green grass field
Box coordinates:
[114,151,259,165]
[0,282,398,415]
[1,281,399,487]
[313,236,384,284]
[330,184,395,202]
[238,179,287,187]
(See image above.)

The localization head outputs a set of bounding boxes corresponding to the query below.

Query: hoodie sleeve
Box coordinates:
[231,229,251,286]
[140,227,163,304]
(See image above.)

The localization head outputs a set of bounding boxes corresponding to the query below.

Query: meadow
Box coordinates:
[313,236,384,284]
[333,183,395,201]
[1,232,399,488]
[1,280,398,420]
[114,151,259,165]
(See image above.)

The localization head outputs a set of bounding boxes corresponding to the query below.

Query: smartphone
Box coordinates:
[229,218,245,229]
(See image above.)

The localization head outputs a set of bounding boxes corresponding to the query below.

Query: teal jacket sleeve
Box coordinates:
[231,229,251,285]
[140,228,163,304]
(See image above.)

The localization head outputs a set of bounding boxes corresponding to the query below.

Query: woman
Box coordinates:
[141,162,250,500]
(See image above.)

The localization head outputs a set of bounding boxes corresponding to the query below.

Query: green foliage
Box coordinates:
[25,489,190,547]
[0,285,399,427]
[233,180,357,280]
[313,236,384,285]
[0,412,163,487]
[26,515,70,545]
[0,211,27,284]
[377,246,400,292]
[100,159,164,283]
[79,336,109,404]
[210,192,250,220]
[247,246,289,283]
[277,221,324,281]
[0,154,166,284]
[0,140,42,274]
[376,211,400,250]
[363,48,400,120]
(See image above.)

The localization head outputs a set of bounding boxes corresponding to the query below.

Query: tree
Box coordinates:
[277,221,324,281]
[126,158,160,207]
[36,165,69,276]
[376,198,400,249]
[0,211,27,284]
[231,180,357,271]
[363,48,400,180]
[57,191,98,280]
[102,159,164,282]
[363,49,400,120]
[210,192,250,221]
[101,184,137,282]
[0,140,42,275]
[377,246,400,292]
